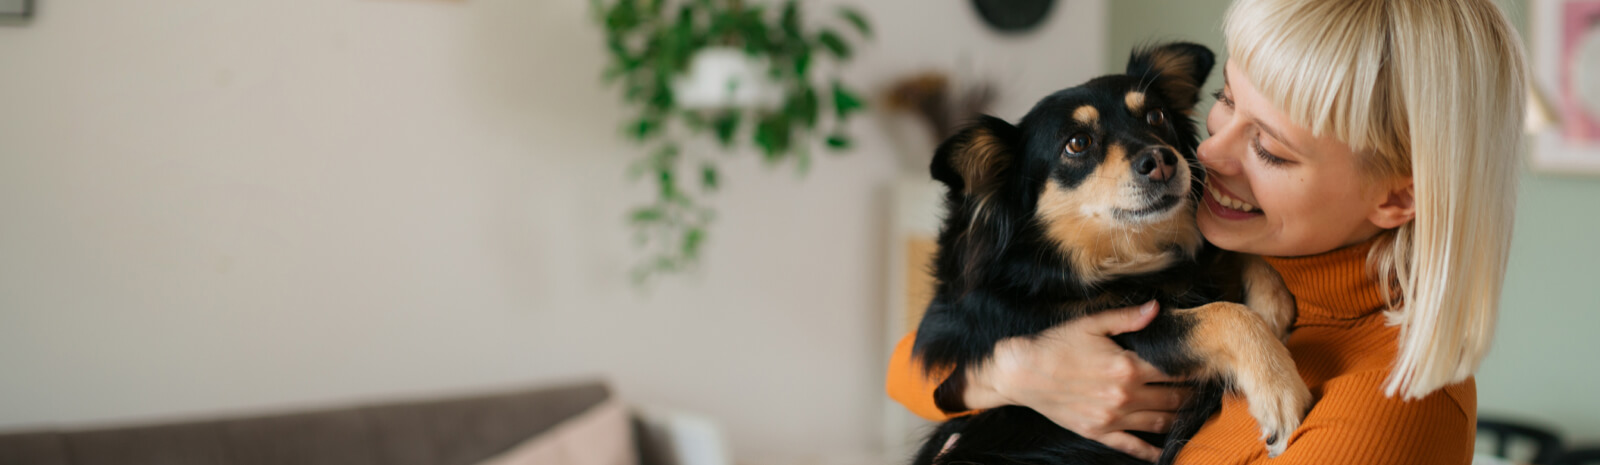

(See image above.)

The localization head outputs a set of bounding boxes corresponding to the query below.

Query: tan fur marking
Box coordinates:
[1150,51,1196,83]
[1241,255,1296,339]
[1175,301,1311,457]
[1124,92,1146,113]
[1073,105,1099,126]
[953,132,1009,195]
[1147,49,1202,104]
[1033,144,1203,284]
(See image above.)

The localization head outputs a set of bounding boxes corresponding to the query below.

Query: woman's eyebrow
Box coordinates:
[1256,121,1305,156]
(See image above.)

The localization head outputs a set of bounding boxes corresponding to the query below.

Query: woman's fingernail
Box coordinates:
[1141,301,1158,315]
[937,433,960,457]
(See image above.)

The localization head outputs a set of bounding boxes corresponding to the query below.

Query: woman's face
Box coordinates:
[1196,60,1398,257]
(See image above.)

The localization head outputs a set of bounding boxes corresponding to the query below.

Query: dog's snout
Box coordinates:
[1133,147,1178,182]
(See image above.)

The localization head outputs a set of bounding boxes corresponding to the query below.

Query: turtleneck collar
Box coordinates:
[1261,236,1393,322]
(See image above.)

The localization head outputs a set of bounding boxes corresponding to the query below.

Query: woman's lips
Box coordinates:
[1204,182,1265,220]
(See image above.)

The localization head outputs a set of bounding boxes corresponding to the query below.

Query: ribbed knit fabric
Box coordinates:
[884,238,1477,463]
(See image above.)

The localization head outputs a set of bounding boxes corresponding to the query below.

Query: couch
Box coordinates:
[0,380,727,465]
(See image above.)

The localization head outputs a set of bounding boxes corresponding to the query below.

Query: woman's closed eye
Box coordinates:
[1212,89,1234,108]
[1251,135,1292,166]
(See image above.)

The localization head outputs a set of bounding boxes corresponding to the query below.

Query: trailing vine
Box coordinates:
[592,0,872,283]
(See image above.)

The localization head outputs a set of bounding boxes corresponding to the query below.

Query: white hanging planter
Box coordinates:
[672,47,786,110]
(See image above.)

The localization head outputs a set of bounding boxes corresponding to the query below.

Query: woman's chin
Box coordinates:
[1198,209,1260,254]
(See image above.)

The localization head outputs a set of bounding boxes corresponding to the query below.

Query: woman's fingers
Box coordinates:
[1132,356,1185,383]
[1083,300,1161,336]
[1112,410,1181,434]
[1124,384,1193,412]
[1086,431,1163,462]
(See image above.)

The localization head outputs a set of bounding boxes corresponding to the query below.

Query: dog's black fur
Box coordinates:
[908,43,1298,465]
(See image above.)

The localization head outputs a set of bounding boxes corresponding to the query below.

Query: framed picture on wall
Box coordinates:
[1532,0,1600,174]
[0,0,32,18]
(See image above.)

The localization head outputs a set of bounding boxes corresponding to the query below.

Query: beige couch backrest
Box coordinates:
[0,381,613,465]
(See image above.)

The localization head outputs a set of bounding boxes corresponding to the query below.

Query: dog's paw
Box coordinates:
[1246,375,1311,457]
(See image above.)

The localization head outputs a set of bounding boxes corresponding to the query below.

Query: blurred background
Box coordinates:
[0,1,1596,464]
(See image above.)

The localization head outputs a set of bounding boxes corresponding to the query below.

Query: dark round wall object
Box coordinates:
[972,0,1057,34]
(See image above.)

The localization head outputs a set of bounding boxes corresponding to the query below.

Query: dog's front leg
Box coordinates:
[1239,255,1296,340]
[1173,302,1311,458]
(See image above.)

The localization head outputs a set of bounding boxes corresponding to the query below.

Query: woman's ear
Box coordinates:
[1369,177,1416,229]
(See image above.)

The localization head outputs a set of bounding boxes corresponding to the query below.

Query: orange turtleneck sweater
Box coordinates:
[884,240,1477,464]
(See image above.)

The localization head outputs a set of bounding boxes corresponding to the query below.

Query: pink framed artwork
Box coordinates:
[1533,0,1600,173]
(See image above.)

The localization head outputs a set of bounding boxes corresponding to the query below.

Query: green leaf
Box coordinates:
[753,113,792,159]
[651,143,680,198]
[832,81,865,118]
[788,85,819,128]
[630,206,664,225]
[739,11,772,54]
[837,7,873,38]
[780,0,803,41]
[826,133,852,151]
[647,77,674,111]
[701,163,719,191]
[709,9,740,38]
[793,49,812,77]
[668,6,697,71]
[657,166,676,200]
[605,0,641,31]
[712,111,740,147]
[683,227,706,258]
[630,115,663,141]
[817,29,851,60]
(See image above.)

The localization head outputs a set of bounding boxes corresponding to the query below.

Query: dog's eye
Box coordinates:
[1065,133,1093,156]
[1147,110,1168,127]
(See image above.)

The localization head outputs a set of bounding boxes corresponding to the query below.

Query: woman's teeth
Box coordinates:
[1208,185,1258,212]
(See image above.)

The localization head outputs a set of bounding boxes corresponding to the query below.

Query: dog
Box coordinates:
[909,42,1311,465]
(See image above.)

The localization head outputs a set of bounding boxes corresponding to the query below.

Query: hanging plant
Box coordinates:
[592,0,873,284]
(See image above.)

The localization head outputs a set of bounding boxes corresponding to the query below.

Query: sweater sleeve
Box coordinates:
[885,330,977,421]
[1176,371,1477,464]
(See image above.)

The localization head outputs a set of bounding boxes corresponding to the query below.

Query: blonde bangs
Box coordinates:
[1223,0,1404,168]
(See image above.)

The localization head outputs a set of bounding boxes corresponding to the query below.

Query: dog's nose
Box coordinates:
[1132,147,1178,182]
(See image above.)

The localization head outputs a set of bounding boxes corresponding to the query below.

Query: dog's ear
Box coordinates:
[930,115,1021,195]
[1125,42,1216,111]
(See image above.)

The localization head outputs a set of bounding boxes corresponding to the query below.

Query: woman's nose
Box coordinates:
[1198,121,1244,175]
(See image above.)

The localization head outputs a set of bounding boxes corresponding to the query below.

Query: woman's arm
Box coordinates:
[885,301,1194,462]
[1176,371,1476,464]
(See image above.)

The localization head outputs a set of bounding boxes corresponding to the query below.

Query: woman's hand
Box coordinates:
[959,301,1192,462]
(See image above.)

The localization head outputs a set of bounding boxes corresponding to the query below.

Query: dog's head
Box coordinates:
[932,43,1216,290]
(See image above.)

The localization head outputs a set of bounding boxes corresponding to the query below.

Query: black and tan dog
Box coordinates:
[910,43,1311,465]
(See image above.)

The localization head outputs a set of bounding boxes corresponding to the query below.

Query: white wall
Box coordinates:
[0,0,1102,461]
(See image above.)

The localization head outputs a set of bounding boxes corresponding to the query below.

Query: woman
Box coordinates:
[886,0,1528,463]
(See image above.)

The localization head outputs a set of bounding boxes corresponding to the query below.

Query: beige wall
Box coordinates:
[0,0,1104,461]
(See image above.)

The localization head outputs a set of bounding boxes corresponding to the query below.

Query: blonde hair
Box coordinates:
[1223,0,1528,400]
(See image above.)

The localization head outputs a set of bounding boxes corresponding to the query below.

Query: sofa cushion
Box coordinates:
[473,398,636,465]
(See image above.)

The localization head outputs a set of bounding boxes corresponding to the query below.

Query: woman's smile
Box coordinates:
[1201,175,1263,220]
